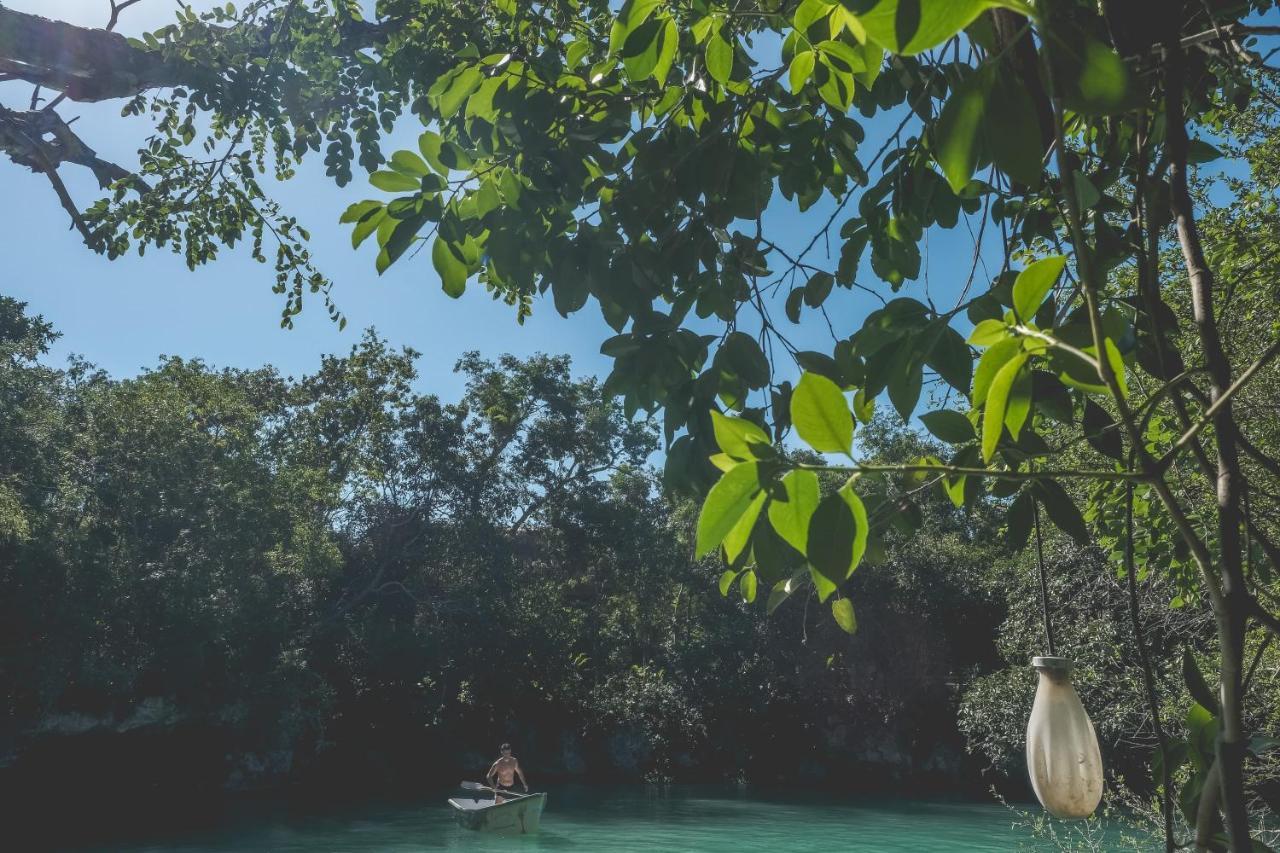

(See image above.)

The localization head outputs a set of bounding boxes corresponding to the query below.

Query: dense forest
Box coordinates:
[2,294,1275,848]
[0,301,1005,815]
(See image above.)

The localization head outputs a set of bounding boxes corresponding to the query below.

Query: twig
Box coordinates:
[1158,336,1280,471]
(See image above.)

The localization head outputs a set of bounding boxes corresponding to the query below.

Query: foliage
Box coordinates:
[0,305,1007,812]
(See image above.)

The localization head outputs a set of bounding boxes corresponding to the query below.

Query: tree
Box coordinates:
[5,1,1280,848]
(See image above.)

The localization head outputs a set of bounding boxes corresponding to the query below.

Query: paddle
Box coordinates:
[460,780,534,800]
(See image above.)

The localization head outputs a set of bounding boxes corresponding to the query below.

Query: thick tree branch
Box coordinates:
[0,105,91,241]
[0,6,188,101]
[0,107,143,190]
[0,5,388,102]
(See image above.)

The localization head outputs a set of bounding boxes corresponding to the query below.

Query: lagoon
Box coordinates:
[77,785,1146,852]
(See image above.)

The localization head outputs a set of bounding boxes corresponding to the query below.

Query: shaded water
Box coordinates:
[76,785,1145,852]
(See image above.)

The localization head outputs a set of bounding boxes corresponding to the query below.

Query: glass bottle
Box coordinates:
[1025,656,1103,819]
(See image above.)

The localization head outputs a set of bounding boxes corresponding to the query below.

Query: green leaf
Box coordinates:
[920,409,976,444]
[723,491,767,563]
[972,337,1021,405]
[817,40,867,73]
[1072,171,1101,210]
[968,318,1009,346]
[1003,361,1032,440]
[417,132,472,175]
[887,357,923,422]
[752,515,802,585]
[696,462,764,558]
[691,15,715,44]
[852,389,875,424]
[858,0,1031,55]
[982,352,1027,462]
[785,288,805,323]
[653,17,679,83]
[766,577,800,615]
[817,59,854,112]
[389,150,430,177]
[739,569,758,603]
[941,472,966,508]
[720,332,771,389]
[566,38,591,67]
[1082,399,1123,460]
[804,271,834,308]
[1187,138,1223,164]
[378,211,427,272]
[985,69,1044,186]
[1032,480,1090,546]
[706,32,733,84]
[789,50,817,94]
[1182,650,1220,716]
[711,411,772,459]
[1057,32,1133,115]
[609,0,662,55]
[435,66,484,118]
[925,325,973,393]
[806,485,867,586]
[432,237,469,297]
[1104,338,1128,398]
[809,565,837,603]
[370,171,422,192]
[1012,256,1066,322]
[935,69,988,193]
[791,372,854,455]
[718,569,739,597]
[348,206,387,250]
[1186,702,1220,762]
[793,0,834,34]
[832,597,857,634]
[339,200,382,224]
[1006,489,1034,550]
[768,469,821,553]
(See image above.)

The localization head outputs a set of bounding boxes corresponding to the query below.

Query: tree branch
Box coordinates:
[0,5,388,102]
[0,106,92,242]
[0,107,144,190]
[1159,336,1280,471]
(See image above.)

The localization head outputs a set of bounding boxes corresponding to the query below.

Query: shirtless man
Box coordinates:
[486,743,528,802]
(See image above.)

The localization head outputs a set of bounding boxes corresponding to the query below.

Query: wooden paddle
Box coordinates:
[460,780,534,799]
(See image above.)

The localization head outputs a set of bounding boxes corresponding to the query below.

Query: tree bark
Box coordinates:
[0,6,388,102]
[1163,30,1254,852]
[0,7,190,101]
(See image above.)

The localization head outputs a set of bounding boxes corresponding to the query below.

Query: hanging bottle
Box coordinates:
[1025,656,1103,819]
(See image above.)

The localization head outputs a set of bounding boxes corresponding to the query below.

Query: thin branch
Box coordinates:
[1159,337,1280,471]
[793,462,1148,482]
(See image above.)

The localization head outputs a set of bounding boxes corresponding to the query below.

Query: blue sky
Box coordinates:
[2,0,994,406]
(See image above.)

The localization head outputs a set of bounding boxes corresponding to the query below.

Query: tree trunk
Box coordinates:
[1163,31,1253,852]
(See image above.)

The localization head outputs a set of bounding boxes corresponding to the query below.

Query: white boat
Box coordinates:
[448,790,547,834]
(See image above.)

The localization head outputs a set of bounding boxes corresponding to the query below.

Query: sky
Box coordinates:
[2,0,998,405]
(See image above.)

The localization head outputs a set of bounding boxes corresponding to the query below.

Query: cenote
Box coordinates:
[63,786,1146,852]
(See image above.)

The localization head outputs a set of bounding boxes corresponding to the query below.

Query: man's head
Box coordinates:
[500,742,512,756]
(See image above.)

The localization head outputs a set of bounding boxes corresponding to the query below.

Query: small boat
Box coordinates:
[448,789,547,834]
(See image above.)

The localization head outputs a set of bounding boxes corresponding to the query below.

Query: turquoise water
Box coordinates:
[84,786,1146,852]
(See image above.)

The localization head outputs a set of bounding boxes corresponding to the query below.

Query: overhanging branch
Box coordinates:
[0,7,189,101]
[0,5,389,102]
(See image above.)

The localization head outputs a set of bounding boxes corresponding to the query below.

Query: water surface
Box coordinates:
[85,785,1141,852]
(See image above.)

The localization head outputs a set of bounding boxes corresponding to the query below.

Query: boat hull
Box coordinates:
[448,793,546,834]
